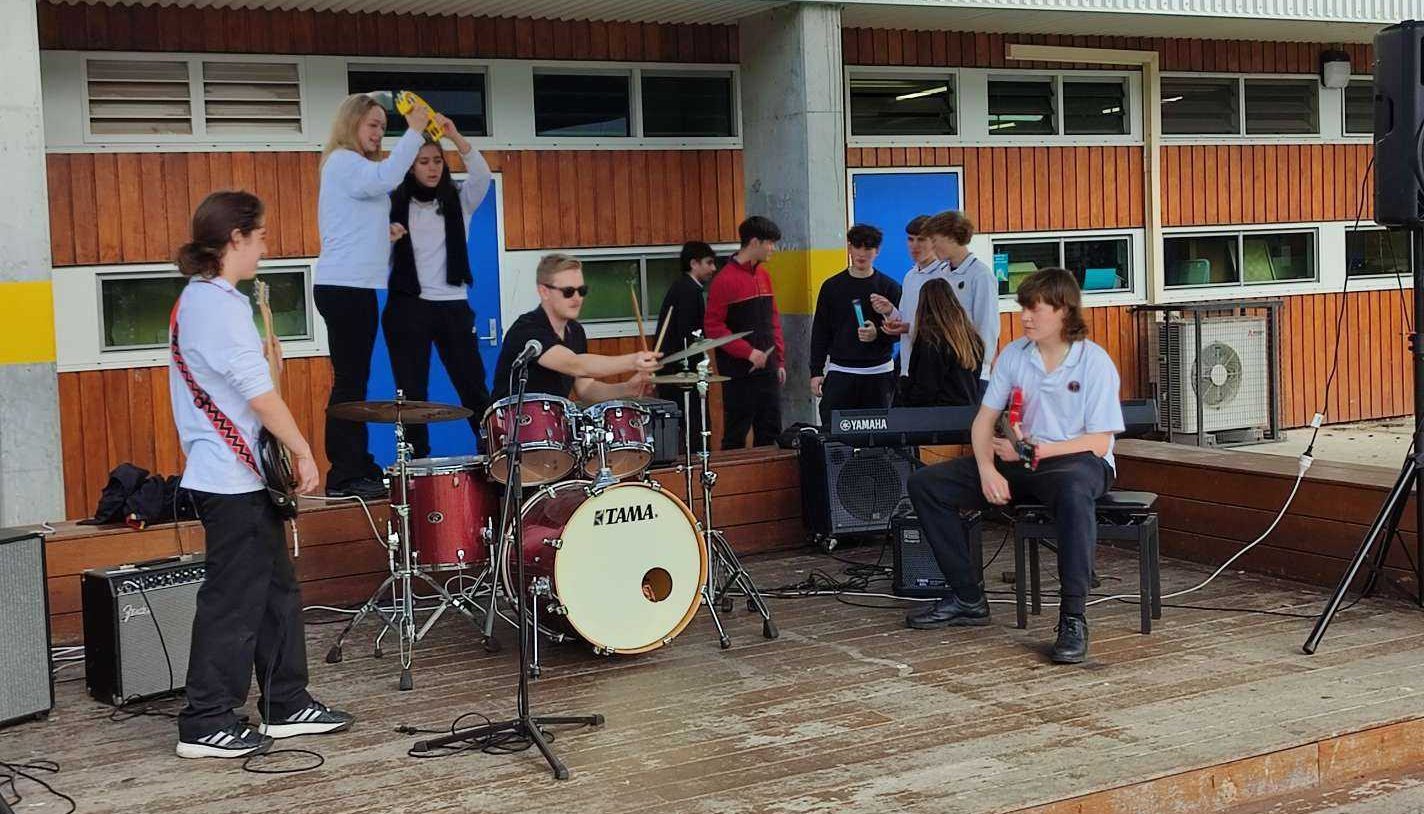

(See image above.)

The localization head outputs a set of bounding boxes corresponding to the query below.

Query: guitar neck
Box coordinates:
[254,280,283,396]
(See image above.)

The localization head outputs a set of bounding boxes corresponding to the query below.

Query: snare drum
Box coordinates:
[481,394,580,485]
[391,456,497,571]
[509,480,706,654]
[582,399,654,480]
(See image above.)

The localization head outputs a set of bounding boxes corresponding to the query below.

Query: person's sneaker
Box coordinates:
[1051,613,1089,664]
[176,723,274,759]
[259,700,355,739]
[326,477,388,500]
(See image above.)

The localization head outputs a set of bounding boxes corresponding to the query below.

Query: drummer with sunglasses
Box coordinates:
[491,253,661,403]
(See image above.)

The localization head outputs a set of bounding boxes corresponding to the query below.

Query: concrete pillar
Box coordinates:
[0,2,64,526]
[739,2,847,428]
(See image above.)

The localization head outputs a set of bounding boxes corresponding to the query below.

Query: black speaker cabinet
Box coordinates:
[1373,21,1424,227]
[83,554,205,706]
[0,528,53,727]
[891,508,983,599]
[799,432,918,551]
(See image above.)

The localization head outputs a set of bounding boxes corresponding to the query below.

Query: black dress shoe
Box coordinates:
[326,477,388,500]
[1051,614,1089,664]
[906,593,991,630]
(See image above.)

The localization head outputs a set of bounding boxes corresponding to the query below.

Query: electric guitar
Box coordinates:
[997,386,1037,469]
[254,279,300,521]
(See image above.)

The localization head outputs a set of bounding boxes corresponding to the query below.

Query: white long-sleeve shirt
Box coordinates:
[945,253,1001,381]
[316,128,424,289]
[169,278,272,495]
[407,147,493,301]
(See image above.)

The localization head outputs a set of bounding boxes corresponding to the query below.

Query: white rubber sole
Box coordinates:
[259,719,352,739]
[175,739,272,759]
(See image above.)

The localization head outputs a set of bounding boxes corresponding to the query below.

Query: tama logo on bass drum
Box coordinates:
[593,503,658,527]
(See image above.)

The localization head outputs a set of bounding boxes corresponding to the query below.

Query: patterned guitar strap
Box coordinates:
[169,285,263,479]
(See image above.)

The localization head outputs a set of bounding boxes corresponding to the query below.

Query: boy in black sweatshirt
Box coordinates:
[810,224,903,427]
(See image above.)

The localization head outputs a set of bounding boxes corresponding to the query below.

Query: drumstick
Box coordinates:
[630,284,649,352]
[653,306,673,354]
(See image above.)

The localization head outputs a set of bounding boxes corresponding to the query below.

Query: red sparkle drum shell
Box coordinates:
[581,399,654,480]
[510,480,707,654]
[481,394,579,486]
[392,456,497,571]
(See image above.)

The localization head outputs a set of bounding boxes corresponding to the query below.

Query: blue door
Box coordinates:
[367,176,504,464]
[850,171,961,285]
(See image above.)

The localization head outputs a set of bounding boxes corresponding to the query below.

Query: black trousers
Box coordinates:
[721,372,782,450]
[907,452,1113,615]
[314,285,382,487]
[381,294,490,459]
[818,370,896,427]
[178,491,311,740]
[657,383,707,456]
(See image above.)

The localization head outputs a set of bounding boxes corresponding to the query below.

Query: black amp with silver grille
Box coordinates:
[0,528,53,727]
[83,554,205,706]
[798,431,917,551]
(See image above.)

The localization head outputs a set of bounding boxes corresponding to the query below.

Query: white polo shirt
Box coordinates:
[983,337,1125,471]
[168,278,273,494]
[892,259,949,375]
[943,253,1001,381]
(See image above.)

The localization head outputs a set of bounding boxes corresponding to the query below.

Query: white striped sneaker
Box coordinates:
[176,724,274,759]
[259,700,354,739]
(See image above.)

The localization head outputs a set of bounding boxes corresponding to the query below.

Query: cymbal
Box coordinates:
[658,331,751,368]
[650,371,730,386]
[328,400,473,424]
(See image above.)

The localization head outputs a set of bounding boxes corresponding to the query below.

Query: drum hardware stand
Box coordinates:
[325,393,492,689]
[414,357,602,780]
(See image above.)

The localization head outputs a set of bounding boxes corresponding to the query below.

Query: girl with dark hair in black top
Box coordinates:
[896,277,984,408]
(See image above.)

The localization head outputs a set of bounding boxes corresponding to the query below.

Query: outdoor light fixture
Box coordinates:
[1319,48,1351,89]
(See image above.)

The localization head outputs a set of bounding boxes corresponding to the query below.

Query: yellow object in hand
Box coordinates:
[394,90,444,143]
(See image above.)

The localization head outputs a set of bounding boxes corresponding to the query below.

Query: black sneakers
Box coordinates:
[326,477,387,500]
[1051,614,1089,664]
[259,700,355,739]
[176,723,274,759]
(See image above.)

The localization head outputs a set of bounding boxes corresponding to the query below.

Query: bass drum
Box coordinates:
[508,480,706,654]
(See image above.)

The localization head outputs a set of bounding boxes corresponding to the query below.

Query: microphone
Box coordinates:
[511,339,543,369]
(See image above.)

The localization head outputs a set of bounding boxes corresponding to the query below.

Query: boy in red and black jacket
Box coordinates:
[705,216,786,449]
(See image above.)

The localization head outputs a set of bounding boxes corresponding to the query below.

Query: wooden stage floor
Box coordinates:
[9,539,1424,814]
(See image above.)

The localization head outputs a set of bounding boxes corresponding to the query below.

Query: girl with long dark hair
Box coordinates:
[896,277,985,407]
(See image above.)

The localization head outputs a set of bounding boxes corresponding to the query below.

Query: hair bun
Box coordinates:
[176,241,221,278]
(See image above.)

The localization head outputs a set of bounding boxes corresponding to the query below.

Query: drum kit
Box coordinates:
[322,331,778,693]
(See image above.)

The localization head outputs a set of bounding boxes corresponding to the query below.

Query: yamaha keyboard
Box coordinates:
[829,406,977,447]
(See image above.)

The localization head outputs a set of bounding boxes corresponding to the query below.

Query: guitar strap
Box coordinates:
[169,284,263,479]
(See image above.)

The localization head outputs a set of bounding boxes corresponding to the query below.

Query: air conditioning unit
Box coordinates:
[1151,315,1272,446]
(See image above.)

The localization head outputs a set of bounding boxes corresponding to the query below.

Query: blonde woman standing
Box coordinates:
[316,94,428,498]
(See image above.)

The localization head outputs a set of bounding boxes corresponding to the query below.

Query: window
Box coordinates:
[1244,79,1317,135]
[578,255,683,323]
[1165,230,1315,288]
[100,267,311,350]
[1063,79,1127,135]
[1161,77,1239,135]
[84,56,304,141]
[988,77,1056,135]
[1162,76,1321,136]
[991,235,1132,295]
[1346,228,1411,277]
[347,68,488,137]
[1344,80,1374,136]
[641,73,735,137]
[848,74,956,136]
[533,72,630,137]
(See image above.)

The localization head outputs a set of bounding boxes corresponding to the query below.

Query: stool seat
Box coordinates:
[1014,490,1157,513]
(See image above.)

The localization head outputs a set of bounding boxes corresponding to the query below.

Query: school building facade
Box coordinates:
[1,0,1414,524]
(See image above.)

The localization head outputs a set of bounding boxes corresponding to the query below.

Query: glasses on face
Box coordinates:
[541,283,589,299]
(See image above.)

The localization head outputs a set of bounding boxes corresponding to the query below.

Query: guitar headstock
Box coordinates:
[254,278,270,309]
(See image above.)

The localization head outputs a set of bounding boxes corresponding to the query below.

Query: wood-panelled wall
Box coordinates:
[843,28,1372,72]
[37,1,738,63]
[848,146,1144,232]
[1162,144,1375,227]
[45,149,744,266]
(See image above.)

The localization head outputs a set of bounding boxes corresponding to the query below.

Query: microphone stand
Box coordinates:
[412,353,602,779]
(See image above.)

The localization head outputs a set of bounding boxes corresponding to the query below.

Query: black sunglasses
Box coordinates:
[541,283,589,299]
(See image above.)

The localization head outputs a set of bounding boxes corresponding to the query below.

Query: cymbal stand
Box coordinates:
[678,377,729,648]
[693,359,779,644]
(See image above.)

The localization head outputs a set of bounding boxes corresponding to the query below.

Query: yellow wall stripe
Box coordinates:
[0,281,57,365]
[766,248,847,316]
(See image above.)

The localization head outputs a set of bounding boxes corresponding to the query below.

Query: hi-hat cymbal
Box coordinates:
[328,400,473,424]
[657,331,751,368]
[650,371,730,386]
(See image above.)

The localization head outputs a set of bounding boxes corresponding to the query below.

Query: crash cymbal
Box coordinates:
[650,371,731,386]
[327,400,473,424]
[657,331,751,368]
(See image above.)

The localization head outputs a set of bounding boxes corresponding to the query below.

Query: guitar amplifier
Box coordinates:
[638,398,684,466]
[891,507,983,599]
[0,528,52,727]
[83,554,205,706]
[799,431,918,550]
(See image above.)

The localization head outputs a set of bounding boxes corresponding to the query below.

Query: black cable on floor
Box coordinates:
[402,712,547,759]
[0,759,76,814]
